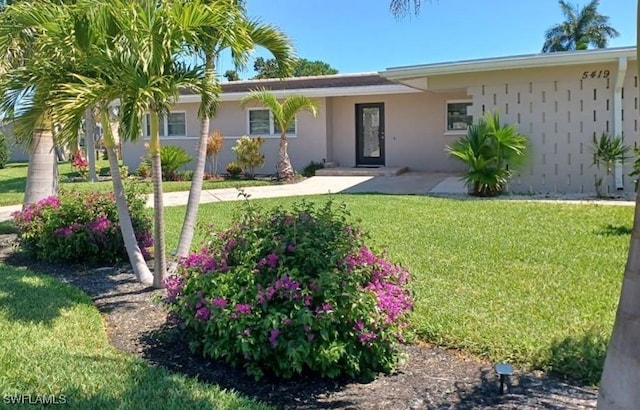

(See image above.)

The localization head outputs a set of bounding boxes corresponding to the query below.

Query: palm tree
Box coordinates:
[0,0,156,284]
[597,4,640,407]
[446,111,528,196]
[240,89,318,182]
[0,1,60,206]
[542,0,619,52]
[173,4,293,260]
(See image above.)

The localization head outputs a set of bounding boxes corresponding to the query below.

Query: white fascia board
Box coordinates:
[381,47,637,81]
[176,84,419,104]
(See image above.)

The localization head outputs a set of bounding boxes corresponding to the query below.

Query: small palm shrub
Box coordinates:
[225,161,243,178]
[12,184,152,264]
[0,131,9,169]
[161,200,413,380]
[446,111,528,196]
[592,133,629,196]
[232,136,265,178]
[206,130,224,175]
[138,145,193,181]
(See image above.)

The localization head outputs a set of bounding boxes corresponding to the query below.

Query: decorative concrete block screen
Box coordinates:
[468,63,639,194]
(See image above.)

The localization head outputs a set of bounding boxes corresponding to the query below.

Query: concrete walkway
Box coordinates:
[1,174,635,222]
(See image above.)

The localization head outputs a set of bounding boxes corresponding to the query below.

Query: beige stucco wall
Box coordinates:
[122,99,328,175]
[446,61,638,194]
[327,92,468,171]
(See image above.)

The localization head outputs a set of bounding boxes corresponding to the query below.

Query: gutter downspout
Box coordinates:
[613,56,627,190]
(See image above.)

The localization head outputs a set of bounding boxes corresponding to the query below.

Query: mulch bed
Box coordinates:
[0,233,597,409]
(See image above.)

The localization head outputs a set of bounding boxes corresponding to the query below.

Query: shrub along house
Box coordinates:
[122,46,640,194]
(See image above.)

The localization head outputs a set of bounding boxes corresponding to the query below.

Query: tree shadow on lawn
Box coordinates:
[0,264,94,325]
[595,224,632,236]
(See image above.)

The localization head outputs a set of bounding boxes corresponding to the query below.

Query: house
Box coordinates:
[122,46,640,194]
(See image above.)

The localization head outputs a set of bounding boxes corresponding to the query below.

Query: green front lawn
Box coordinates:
[164,195,631,385]
[0,264,270,409]
[0,162,273,206]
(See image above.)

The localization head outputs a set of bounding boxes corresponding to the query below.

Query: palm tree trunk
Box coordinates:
[149,110,167,288]
[84,107,98,182]
[23,129,57,207]
[278,132,294,181]
[596,5,640,407]
[173,52,215,261]
[101,110,153,285]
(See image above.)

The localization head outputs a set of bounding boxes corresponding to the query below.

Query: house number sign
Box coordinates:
[581,70,610,79]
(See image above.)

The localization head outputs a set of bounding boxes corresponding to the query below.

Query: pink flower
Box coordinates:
[235,303,252,315]
[212,297,228,309]
[195,306,210,322]
[269,328,281,347]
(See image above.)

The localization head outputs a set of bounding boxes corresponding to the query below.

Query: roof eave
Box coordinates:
[380,47,637,81]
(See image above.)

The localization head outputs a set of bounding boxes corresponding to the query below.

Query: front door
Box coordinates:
[355,103,385,166]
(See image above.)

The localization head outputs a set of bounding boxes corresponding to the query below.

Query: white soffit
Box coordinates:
[380,46,637,82]
[177,84,420,103]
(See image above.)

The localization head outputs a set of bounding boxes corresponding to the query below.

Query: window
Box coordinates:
[143,112,186,137]
[446,101,473,132]
[248,108,296,136]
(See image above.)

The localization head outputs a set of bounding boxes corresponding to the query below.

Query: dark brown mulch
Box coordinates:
[0,234,597,409]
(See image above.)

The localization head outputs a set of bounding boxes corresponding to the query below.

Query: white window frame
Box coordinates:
[143,111,188,139]
[246,108,296,138]
[445,100,473,135]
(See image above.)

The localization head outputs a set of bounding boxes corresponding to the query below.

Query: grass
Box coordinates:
[0,264,271,409]
[163,194,631,385]
[0,162,273,206]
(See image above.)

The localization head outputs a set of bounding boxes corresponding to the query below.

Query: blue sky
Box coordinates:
[219,0,637,79]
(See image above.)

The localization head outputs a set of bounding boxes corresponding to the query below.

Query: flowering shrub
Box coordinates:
[12,183,152,264]
[71,150,89,178]
[161,200,413,380]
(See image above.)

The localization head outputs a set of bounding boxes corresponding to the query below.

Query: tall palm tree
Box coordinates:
[173,0,294,260]
[240,89,318,181]
[0,0,157,284]
[542,0,619,52]
[597,4,640,407]
[0,1,60,206]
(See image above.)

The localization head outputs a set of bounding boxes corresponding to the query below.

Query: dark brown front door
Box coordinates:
[355,103,385,166]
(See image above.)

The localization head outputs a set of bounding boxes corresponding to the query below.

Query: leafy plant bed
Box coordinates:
[0,236,598,409]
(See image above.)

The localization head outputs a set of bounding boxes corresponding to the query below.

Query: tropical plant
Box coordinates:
[12,186,152,264]
[231,136,265,178]
[591,133,629,197]
[542,0,619,52]
[206,129,224,175]
[0,131,9,169]
[160,199,412,380]
[158,145,193,181]
[241,89,318,181]
[446,111,528,197]
[173,1,293,262]
[225,161,243,178]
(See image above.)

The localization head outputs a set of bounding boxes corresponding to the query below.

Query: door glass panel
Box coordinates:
[362,107,380,158]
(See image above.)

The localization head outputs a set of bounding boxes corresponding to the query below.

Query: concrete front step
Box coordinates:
[315,166,408,177]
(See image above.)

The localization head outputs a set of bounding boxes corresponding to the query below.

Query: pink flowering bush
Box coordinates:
[161,200,413,380]
[12,183,152,264]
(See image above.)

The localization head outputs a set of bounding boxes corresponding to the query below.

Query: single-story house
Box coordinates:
[122,46,640,194]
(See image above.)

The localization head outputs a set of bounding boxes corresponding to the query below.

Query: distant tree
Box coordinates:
[223,69,240,82]
[292,59,338,77]
[542,0,619,52]
[252,57,338,79]
[252,56,282,79]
